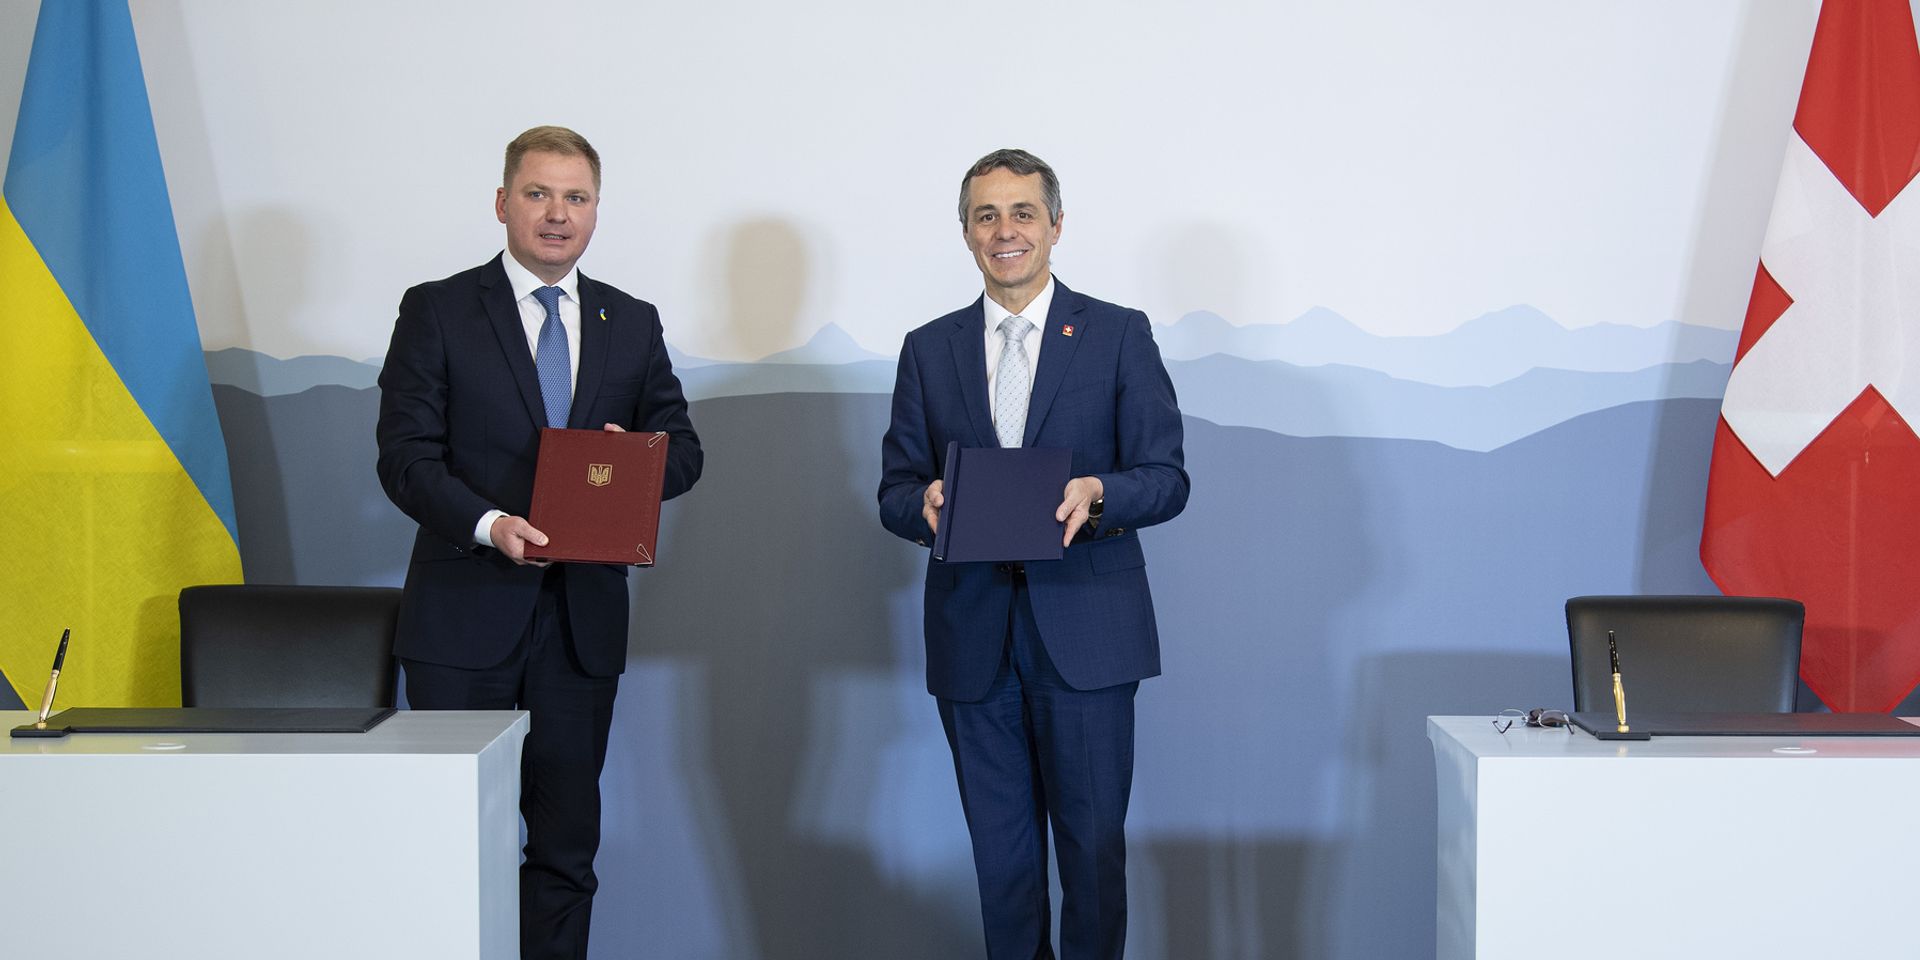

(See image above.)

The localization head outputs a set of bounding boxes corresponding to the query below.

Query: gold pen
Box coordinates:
[1608,629,1629,734]
[34,628,70,729]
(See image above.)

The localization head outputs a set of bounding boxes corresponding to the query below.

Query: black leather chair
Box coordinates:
[179,585,401,708]
[1566,595,1805,712]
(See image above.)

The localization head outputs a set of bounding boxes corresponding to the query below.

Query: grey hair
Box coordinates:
[957,148,1061,225]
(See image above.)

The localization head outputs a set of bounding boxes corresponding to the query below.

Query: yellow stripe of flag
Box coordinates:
[0,198,241,707]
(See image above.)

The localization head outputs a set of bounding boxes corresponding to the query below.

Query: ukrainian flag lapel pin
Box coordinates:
[599,307,608,321]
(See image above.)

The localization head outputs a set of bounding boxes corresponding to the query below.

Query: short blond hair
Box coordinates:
[503,125,601,189]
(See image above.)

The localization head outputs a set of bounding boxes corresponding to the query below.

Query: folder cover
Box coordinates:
[932,442,1072,563]
[1569,711,1920,739]
[524,428,668,566]
[10,707,395,738]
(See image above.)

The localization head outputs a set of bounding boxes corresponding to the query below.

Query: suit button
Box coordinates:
[1105,528,1126,538]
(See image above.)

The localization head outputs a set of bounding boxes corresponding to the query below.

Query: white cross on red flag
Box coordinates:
[1703,0,1920,712]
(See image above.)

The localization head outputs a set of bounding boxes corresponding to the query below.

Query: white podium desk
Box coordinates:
[1429,714,1920,960]
[0,709,527,959]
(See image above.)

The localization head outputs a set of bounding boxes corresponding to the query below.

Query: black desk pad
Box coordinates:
[1570,711,1920,739]
[12,706,395,738]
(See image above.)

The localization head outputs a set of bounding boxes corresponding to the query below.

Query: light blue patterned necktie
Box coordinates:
[532,285,571,428]
[994,315,1035,448]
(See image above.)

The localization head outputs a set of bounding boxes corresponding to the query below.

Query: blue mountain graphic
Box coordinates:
[1154,306,1738,387]
[757,323,888,364]
[205,347,381,396]
[1166,355,1731,451]
[206,335,1734,451]
[676,359,896,400]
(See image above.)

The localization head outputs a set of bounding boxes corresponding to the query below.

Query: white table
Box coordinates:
[0,709,527,959]
[1429,714,1920,960]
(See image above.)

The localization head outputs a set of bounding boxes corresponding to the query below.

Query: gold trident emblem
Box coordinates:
[587,463,613,487]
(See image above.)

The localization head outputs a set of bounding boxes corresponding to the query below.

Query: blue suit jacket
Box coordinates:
[879,280,1188,700]
[375,255,702,677]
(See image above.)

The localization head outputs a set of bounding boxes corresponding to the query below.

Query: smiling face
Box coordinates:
[496,149,599,284]
[963,167,1063,313]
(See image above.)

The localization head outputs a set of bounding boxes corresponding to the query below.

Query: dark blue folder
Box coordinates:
[933,442,1072,563]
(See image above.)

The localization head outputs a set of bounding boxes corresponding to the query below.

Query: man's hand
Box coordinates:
[1056,476,1105,546]
[602,422,626,432]
[922,479,945,536]
[491,515,552,567]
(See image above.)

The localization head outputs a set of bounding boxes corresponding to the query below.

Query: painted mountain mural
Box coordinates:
[199,302,1744,959]
[217,306,1736,452]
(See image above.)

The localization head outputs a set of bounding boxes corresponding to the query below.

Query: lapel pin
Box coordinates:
[599,307,608,321]
[1061,324,1075,337]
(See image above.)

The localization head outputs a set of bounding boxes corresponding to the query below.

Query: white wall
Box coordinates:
[0,3,1834,958]
[4,2,1818,362]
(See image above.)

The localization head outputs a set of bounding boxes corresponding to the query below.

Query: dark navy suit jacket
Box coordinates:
[376,255,701,678]
[879,280,1188,700]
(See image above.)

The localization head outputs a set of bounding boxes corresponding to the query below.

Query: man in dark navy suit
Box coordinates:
[879,149,1189,959]
[376,125,701,960]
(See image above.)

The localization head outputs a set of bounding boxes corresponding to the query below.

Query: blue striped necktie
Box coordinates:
[532,285,571,428]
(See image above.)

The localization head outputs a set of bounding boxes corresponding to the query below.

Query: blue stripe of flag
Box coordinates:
[4,0,238,541]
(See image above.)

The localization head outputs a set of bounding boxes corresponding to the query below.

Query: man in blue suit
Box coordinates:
[376,125,701,959]
[879,149,1189,959]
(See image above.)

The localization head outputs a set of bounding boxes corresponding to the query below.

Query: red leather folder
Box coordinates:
[523,428,669,565]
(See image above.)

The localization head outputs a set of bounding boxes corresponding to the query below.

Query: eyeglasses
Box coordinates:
[1493,708,1572,734]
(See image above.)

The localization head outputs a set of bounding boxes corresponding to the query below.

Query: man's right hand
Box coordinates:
[921,479,944,536]
[490,515,552,567]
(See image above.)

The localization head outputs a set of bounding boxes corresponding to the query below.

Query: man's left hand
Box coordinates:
[1056,476,1105,546]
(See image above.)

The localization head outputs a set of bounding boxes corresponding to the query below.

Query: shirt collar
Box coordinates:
[983,275,1057,333]
[500,252,581,304]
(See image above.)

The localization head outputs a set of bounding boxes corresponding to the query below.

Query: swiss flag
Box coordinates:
[1702,0,1920,712]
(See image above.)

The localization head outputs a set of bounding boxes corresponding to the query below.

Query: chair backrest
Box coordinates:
[179,585,401,708]
[1566,595,1805,713]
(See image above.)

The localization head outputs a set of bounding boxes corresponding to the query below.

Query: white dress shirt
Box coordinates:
[499,251,582,391]
[983,276,1055,435]
[475,253,586,547]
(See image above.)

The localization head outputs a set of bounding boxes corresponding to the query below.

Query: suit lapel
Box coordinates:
[571,273,611,429]
[479,255,547,430]
[1022,281,1086,446]
[948,296,995,447]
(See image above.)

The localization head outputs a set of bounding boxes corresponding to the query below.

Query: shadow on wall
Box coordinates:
[602,393,971,959]
[1126,651,1564,960]
[1127,395,1730,960]
[721,218,815,360]
[208,260,1737,960]
[595,218,980,958]
[198,197,417,587]
[1134,837,1315,959]
[1125,352,1376,958]
[211,381,413,587]
[1307,649,1568,960]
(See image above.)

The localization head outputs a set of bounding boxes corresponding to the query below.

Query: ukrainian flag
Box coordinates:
[1,1,241,708]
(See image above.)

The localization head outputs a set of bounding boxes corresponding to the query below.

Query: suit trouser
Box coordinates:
[402,565,620,960]
[938,569,1138,960]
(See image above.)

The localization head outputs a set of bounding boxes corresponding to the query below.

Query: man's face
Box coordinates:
[963,167,1062,307]
[496,150,599,284]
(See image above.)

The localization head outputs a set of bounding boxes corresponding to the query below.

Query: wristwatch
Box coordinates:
[1087,497,1104,521]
